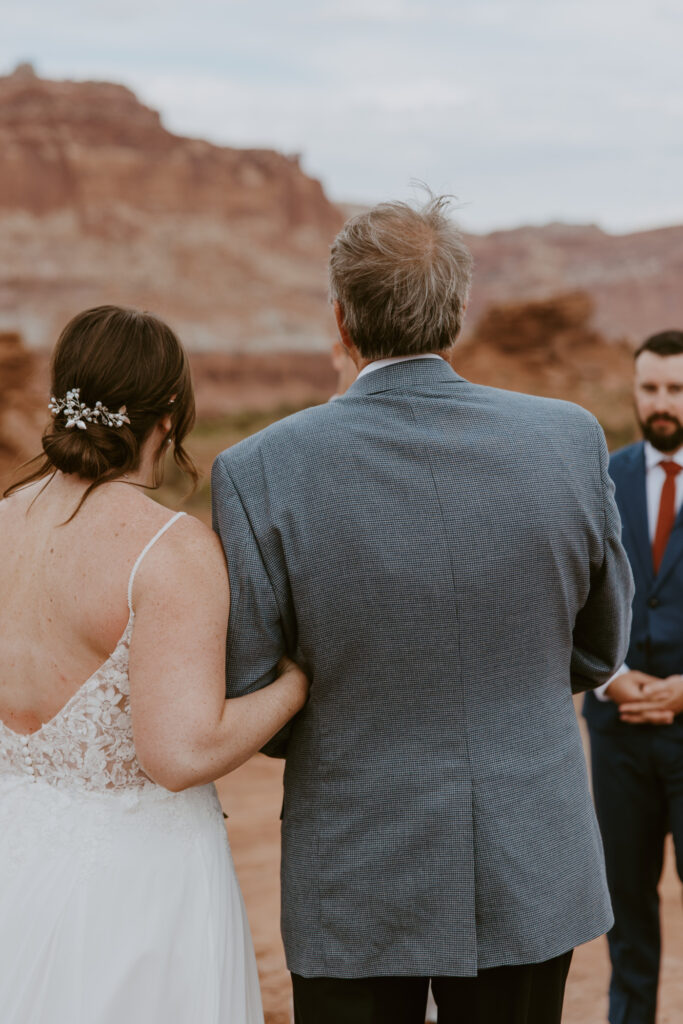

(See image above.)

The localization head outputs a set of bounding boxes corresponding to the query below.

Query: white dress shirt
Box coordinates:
[356,353,446,379]
[595,441,683,699]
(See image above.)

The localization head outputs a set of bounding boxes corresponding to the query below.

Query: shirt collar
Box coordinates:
[356,354,446,381]
[644,439,683,471]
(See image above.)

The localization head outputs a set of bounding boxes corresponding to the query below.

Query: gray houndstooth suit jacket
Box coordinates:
[211,357,633,979]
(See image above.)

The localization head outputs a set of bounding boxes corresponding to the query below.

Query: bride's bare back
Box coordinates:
[0,476,200,735]
[0,472,306,789]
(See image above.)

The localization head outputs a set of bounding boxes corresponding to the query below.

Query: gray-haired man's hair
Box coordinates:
[329,195,473,360]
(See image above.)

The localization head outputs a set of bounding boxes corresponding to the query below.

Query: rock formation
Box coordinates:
[0,64,339,229]
[2,65,683,353]
[465,222,683,346]
[0,65,343,351]
[0,331,44,485]
[456,291,637,448]
[469,291,600,360]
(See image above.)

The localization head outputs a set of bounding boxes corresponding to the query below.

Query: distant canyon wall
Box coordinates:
[0,65,343,351]
[1,66,683,352]
[465,223,683,346]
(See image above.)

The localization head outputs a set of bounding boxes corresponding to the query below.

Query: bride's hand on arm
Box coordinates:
[128,518,308,791]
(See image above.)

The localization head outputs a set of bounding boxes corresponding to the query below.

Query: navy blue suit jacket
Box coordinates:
[584,440,683,734]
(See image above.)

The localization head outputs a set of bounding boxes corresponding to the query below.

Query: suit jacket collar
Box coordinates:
[617,442,652,586]
[344,356,466,397]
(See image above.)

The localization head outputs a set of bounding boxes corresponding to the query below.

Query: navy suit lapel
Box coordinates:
[616,444,653,587]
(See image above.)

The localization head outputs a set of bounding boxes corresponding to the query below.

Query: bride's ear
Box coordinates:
[157,414,174,447]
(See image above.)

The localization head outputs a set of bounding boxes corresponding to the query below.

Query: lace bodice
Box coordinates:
[0,512,185,795]
[0,614,152,793]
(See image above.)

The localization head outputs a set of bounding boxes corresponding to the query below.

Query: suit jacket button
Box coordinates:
[648,596,659,608]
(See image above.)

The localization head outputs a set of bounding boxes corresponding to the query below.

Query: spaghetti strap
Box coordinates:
[127,511,186,612]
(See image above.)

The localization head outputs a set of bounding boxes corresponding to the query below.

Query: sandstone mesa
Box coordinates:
[0,63,343,351]
[1,64,683,353]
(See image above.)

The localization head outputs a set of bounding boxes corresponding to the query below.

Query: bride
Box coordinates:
[0,305,308,1023]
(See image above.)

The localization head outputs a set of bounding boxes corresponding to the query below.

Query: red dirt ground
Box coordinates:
[216,748,682,1024]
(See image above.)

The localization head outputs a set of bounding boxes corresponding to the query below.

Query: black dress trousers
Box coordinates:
[291,949,573,1024]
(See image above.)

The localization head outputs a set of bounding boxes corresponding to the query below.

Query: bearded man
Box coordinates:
[584,330,683,1024]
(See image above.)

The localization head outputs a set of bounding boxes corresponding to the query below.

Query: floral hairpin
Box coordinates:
[48,388,131,431]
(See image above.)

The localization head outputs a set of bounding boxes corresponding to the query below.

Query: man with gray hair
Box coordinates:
[212,196,633,1024]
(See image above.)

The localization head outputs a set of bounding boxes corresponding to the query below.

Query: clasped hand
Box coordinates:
[607,670,683,725]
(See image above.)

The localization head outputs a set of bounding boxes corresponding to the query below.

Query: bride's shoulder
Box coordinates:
[115,490,215,555]
[129,502,227,600]
[153,510,223,564]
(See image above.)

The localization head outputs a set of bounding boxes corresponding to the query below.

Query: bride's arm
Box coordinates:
[128,517,308,791]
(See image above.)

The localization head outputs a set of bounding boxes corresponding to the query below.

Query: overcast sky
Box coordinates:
[2,0,682,233]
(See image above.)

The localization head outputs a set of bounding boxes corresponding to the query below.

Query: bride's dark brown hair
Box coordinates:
[4,305,198,514]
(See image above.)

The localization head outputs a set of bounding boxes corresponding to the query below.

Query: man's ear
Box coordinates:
[333,301,354,354]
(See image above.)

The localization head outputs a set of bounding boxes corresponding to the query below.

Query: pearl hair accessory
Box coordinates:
[48,388,131,431]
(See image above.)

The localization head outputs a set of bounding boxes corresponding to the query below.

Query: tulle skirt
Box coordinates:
[0,775,264,1023]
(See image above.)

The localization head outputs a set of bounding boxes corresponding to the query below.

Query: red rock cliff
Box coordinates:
[0,65,343,351]
[0,65,339,230]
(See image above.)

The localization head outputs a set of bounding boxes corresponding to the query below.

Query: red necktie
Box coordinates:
[652,461,682,574]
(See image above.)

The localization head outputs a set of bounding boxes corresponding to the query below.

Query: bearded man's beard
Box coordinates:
[639,413,683,452]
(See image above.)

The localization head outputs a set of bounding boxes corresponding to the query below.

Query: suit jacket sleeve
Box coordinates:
[570,420,634,694]
[211,454,292,758]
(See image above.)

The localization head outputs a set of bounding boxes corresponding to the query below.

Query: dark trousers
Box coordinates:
[291,951,573,1024]
[589,726,683,1024]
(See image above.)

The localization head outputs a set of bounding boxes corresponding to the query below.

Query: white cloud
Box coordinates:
[317,0,428,22]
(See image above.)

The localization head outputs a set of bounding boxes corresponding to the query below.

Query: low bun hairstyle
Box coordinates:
[5,305,198,512]
[42,421,134,480]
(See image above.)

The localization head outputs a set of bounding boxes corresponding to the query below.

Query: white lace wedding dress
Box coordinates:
[0,512,264,1024]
